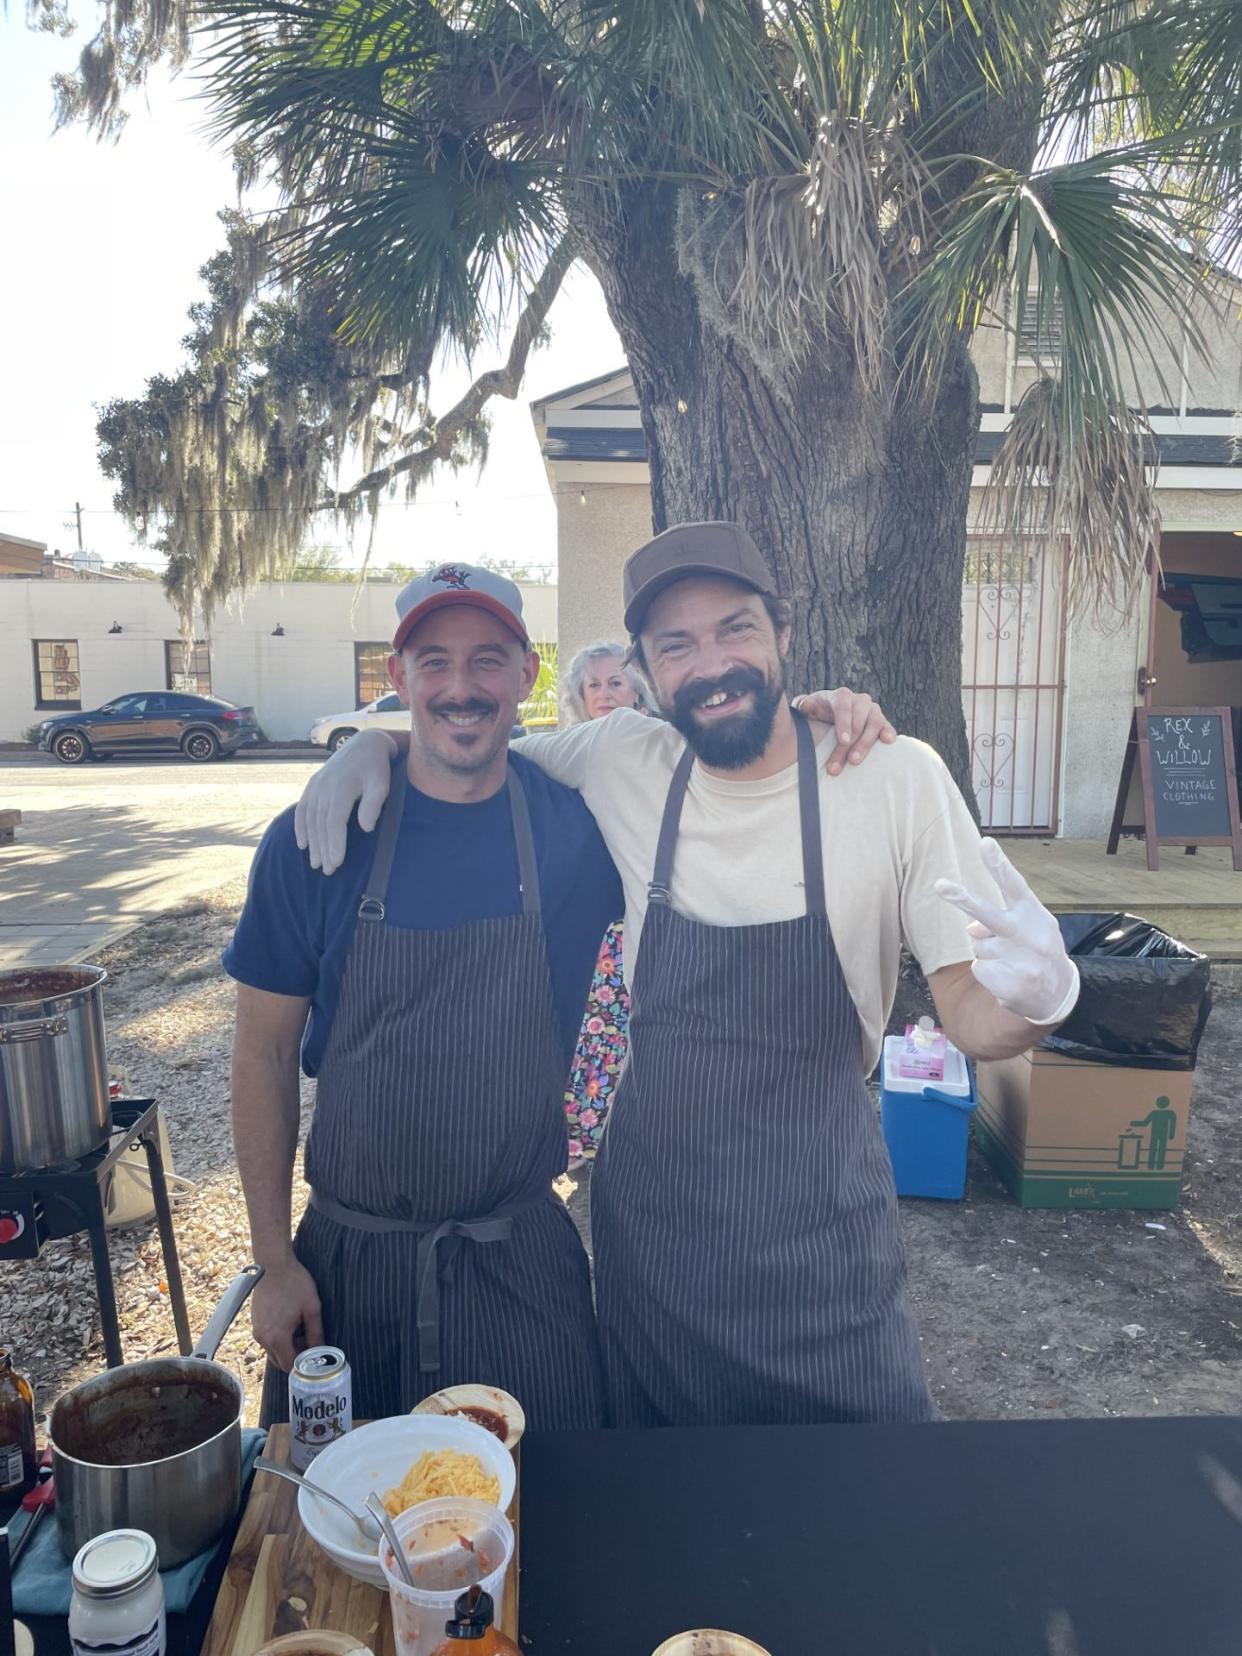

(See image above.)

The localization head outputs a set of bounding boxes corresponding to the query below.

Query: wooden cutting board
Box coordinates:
[202,1425,519,1656]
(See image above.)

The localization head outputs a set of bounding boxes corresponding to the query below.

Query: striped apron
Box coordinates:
[591,712,936,1428]
[260,762,606,1431]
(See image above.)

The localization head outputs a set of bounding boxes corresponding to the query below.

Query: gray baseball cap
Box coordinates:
[392,563,529,652]
[623,522,778,633]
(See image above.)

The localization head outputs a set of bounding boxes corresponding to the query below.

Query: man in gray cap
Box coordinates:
[295,527,1077,1427]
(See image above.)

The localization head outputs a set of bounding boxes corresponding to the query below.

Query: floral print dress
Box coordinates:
[564,920,630,1162]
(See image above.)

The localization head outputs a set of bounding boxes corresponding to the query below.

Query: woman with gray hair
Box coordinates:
[561,640,650,724]
[560,641,648,1163]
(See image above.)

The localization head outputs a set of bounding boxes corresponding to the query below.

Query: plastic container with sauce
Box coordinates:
[380,1498,514,1656]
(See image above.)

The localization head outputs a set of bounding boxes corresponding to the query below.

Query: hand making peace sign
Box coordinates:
[936,837,1080,1027]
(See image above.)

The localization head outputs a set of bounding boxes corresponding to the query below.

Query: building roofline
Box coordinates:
[529,365,631,412]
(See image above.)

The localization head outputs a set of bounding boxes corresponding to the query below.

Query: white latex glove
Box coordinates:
[294,728,398,874]
[935,837,1080,1026]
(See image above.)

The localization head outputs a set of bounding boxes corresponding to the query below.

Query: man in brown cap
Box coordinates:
[294,524,1076,1428]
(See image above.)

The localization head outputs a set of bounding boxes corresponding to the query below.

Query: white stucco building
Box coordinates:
[0,575,557,744]
[532,287,1242,839]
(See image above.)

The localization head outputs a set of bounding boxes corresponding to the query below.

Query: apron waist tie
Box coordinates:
[308,1189,545,1373]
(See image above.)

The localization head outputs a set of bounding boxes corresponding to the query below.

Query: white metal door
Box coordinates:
[961,537,1068,832]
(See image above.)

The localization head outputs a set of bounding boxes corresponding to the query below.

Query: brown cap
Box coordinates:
[623,522,777,634]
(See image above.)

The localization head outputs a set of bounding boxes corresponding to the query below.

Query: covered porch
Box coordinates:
[1007,835,1242,959]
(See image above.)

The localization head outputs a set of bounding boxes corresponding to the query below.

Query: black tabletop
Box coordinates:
[518,1415,1242,1655]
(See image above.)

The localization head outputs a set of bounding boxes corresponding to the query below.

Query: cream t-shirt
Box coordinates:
[520,710,1000,1075]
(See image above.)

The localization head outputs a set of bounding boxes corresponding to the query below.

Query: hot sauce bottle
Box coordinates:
[429,1587,521,1655]
[0,1351,36,1516]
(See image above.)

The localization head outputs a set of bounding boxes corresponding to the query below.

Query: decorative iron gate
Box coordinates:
[961,537,1069,833]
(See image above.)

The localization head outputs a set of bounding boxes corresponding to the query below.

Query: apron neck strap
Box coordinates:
[648,745,695,906]
[647,708,827,920]
[358,756,407,921]
[505,765,542,917]
[794,710,827,919]
[357,758,542,921]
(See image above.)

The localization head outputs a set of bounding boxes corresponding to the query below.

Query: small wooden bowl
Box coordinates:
[651,1634,772,1656]
[410,1383,526,1449]
[252,1634,374,1656]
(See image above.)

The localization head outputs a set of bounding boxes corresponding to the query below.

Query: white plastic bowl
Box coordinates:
[296,1414,516,1587]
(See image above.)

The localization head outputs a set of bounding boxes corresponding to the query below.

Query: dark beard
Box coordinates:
[666,665,784,769]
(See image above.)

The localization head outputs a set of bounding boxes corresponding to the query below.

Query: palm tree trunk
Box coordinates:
[575,188,979,810]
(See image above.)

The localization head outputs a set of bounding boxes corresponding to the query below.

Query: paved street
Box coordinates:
[0,753,319,968]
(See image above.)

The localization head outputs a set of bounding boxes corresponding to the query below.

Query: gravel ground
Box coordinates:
[0,881,301,1432]
[3,896,1239,1437]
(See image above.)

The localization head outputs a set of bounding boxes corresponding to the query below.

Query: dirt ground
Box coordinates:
[2,890,1240,1434]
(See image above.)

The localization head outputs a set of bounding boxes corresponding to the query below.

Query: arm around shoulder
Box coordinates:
[294,728,403,875]
[516,712,618,790]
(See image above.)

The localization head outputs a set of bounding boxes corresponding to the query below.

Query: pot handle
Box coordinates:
[0,1016,69,1045]
[193,1264,265,1362]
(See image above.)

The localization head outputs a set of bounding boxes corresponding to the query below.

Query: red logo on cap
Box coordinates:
[0,1212,25,1245]
[432,565,471,591]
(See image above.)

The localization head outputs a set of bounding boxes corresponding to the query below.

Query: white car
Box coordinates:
[309,693,408,753]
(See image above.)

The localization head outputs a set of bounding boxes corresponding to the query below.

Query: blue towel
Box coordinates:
[11,1428,266,1616]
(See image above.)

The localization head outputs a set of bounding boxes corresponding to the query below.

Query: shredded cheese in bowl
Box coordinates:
[381,1449,500,1516]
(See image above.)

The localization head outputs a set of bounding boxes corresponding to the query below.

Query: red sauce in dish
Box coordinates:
[448,1405,508,1441]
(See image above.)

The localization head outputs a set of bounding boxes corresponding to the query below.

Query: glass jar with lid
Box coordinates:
[69,1528,165,1656]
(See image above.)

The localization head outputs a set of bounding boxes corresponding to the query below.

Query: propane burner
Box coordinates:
[0,1099,192,1368]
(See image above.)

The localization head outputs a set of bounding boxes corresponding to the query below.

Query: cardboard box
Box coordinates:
[974,1050,1194,1210]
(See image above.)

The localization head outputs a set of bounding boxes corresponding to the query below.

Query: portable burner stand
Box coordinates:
[0,1099,191,1367]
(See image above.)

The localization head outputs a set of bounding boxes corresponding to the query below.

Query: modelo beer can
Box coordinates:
[289,1346,352,1471]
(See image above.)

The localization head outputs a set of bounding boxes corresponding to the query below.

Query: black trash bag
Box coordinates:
[1038,912,1212,1070]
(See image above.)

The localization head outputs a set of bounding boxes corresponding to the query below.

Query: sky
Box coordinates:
[0,9,627,575]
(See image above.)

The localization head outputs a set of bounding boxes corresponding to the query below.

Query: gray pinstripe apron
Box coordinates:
[591,712,936,1428]
[260,761,606,1431]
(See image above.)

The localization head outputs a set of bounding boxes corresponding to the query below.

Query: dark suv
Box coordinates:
[38,692,261,764]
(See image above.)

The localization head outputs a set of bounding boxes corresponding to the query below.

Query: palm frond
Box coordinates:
[200,0,570,355]
[1046,0,1242,264]
[985,377,1158,618]
[902,143,1216,393]
[900,142,1222,609]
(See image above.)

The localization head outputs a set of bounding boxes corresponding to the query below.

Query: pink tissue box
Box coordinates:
[898,1022,947,1082]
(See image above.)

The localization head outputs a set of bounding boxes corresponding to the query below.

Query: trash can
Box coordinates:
[880,1037,977,1200]
[975,914,1212,1210]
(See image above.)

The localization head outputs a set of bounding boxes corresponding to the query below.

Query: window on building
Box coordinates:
[33,639,81,709]
[165,639,212,696]
[354,643,391,707]
[1015,291,1063,363]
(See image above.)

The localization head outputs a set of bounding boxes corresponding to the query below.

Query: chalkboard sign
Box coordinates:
[1107,705,1242,870]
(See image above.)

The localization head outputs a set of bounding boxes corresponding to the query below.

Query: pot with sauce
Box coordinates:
[49,1266,262,1565]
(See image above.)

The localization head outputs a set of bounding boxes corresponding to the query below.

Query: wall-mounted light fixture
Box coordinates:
[271,623,286,637]
[108,622,123,634]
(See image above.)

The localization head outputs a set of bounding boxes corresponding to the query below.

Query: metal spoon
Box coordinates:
[254,1457,382,1544]
[366,1490,416,1587]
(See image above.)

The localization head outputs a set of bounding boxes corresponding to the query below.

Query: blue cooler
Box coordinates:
[880,1035,978,1200]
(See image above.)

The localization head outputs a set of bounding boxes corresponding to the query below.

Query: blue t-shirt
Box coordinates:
[222,753,623,1076]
